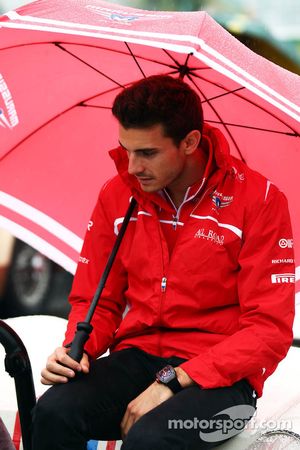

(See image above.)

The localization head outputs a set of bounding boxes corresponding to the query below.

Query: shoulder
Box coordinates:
[230,156,282,204]
[100,174,129,195]
[95,175,132,217]
[229,158,290,234]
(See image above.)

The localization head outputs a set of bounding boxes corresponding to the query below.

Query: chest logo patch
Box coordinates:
[194,228,224,245]
[211,191,234,210]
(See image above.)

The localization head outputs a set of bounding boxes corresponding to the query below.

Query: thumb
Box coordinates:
[81,353,90,373]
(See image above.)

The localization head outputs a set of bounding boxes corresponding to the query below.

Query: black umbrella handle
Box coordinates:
[67,322,93,361]
[68,197,137,362]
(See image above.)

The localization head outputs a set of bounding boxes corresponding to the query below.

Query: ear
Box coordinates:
[182,130,201,155]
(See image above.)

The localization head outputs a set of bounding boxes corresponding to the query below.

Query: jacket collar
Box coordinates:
[109,123,232,210]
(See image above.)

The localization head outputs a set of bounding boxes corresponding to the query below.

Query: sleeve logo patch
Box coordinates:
[271,273,295,284]
[279,238,293,249]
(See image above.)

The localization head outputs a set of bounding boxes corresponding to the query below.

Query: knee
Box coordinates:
[31,384,89,449]
[32,384,78,430]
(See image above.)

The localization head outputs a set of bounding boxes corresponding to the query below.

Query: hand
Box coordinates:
[41,346,90,385]
[120,366,195,438]
[175,366,195,388]
[121,381,173,439]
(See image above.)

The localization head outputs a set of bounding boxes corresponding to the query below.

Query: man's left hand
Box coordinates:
[121,366,195,438]
[121,381,172,438]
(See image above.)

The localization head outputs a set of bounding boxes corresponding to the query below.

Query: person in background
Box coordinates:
[31,75,295,450]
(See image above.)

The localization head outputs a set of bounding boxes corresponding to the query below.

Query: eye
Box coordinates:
[139,149,157,158]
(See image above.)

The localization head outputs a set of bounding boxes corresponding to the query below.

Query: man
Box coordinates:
[32,75,295,450]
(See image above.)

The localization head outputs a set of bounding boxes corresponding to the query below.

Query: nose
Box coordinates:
[128,153,144,176]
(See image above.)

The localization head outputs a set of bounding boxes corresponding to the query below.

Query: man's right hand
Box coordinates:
[41,346,90,385]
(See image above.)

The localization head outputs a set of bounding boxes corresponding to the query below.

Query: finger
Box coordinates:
[40,368,70,385]
[46,358,77,378]
[80,353,90,373]
[123,416,135,439]
[55,348,82,371]
[39,347,80,385]
[120,410,129,439]
[121,408,136,439]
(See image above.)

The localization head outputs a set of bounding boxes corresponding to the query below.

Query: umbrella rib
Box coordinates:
[80,105,112,109]
[0,41,195,79]
[190,71,299,136]
[162,48,187,68]
[54,42,124,88]
[0,84,123,163]
[55,41,193,71]
[79,79,144,108]
[179,53,193,79]
[162,49,196,79]
[202,87,245,103]
[54,41,294,136]
[0,114,67,163]
[125,42,146,78]
[206,120,299,137]
[1,41,137,88]
[54,41,183,77]
[159,54,298,136]
[187,74,246,162]
[3,40,296,135]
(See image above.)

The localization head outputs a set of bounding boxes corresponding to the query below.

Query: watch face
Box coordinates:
[157,365,176,384]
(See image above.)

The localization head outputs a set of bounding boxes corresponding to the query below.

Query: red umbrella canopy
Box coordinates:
[0,0,299,296]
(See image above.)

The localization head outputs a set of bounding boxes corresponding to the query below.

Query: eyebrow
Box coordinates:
[118,140,158,152]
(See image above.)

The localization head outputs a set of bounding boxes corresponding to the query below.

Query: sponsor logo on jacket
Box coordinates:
[272,258,294,264]
[231,166,245,182]
[194,228,224,245]
[278,238,293,249]
[271,273,295,284]
[211,191,233,211]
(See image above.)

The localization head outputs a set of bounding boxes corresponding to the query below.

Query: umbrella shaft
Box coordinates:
[85,197,137,324]
[69,198,137,361]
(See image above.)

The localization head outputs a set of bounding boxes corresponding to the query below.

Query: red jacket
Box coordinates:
[64,124,295,397]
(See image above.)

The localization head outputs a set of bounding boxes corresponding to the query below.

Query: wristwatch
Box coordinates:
[155,365,183,394]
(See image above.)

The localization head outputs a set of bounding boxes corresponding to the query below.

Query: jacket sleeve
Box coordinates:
[63,183,128,358]
[180,183,295,394]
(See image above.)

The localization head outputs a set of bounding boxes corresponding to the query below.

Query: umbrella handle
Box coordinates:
[68,197,137,362]
[67,322,93,361]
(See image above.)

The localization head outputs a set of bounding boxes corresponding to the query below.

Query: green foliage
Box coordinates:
[113,0,204,11]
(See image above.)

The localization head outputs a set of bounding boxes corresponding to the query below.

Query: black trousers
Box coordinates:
[31,348,257,450]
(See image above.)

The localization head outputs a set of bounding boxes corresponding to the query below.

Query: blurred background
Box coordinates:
[0,0,299,320]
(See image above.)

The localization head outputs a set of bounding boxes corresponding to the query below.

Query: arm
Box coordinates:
[41,182,130,383]
[180,184,295,393]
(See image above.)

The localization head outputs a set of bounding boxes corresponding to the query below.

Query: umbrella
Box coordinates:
[0,0,299,297]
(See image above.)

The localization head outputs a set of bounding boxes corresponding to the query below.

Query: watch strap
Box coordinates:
[164,375,183,394]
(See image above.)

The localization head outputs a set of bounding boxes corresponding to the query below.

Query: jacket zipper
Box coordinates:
[161,276,167,292]
[157,181,216,354]
[158,182,215,307]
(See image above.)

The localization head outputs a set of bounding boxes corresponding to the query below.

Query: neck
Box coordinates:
[165,148,208,208]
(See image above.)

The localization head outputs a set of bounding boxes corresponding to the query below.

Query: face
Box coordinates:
[119,123,190,193]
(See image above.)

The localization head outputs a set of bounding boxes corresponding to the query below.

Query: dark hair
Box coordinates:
[112,75,203,146]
